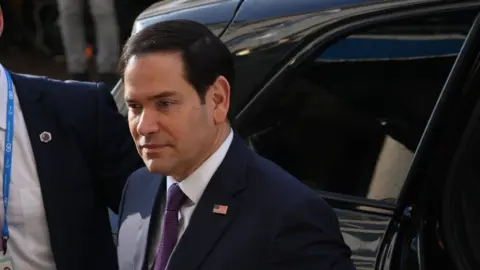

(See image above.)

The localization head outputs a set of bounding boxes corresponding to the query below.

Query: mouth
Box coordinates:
[139,144,171,154]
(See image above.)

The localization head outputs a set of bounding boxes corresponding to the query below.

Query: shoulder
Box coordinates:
[14,73,120,125]
[245,151,335,219]
[248,153,320,202]
[47,78,109,105]
[13,73,112,110]
[14,72,105,96]
[246,153,349,258]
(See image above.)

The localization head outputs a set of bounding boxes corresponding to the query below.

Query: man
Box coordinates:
[56,0,120,87]
[0,6,143,270]
[117,20,355,270]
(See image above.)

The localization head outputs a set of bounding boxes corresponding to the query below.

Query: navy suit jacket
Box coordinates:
[117,134,355,270]
[10,72,143,270]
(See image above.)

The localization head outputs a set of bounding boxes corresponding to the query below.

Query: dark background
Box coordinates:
[0,0,157,79]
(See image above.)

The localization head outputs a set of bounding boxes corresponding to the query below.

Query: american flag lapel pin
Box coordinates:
[213,204,228,215]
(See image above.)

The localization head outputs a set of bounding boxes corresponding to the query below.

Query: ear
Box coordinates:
[209,75,230,125]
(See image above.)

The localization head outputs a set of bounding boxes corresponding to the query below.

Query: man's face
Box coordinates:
[124,52,230,178]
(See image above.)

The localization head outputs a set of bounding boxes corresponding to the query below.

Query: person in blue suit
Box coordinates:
[0,5,143,270]
[117,20,355,270]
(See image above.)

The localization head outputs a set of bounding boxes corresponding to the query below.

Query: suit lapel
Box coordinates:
[167,135,249,270]
[10,73,76,267]
[142,176,166,270]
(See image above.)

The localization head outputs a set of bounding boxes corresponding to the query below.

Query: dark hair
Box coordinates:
[119,20,235,103]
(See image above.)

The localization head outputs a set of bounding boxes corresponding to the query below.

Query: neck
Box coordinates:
[172,124,231,181]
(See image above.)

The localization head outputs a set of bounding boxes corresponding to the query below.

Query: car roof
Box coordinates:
[122,0,460,117]
[234,0,386,21]
[221,0,443,115]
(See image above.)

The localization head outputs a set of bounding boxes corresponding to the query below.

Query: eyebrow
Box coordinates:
[125,91,178,103]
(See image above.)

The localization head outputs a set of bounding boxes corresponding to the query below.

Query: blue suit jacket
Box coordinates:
[10,72,143,270]
[117,134,355,270]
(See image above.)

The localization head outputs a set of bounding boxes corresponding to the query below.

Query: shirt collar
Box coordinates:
[166,129,234,204]
[0,63,8,130]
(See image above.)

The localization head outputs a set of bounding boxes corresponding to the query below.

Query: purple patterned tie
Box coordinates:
[154,183,187,270]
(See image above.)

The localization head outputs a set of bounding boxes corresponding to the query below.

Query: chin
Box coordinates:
[144,158,172,175]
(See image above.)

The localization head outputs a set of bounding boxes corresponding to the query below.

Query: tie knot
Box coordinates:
[166,183,187,212]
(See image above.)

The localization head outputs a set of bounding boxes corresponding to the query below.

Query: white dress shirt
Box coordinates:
[148,129,233,268]
[0,65,56,269]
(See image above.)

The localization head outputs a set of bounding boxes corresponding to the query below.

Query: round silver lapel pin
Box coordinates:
[39,131,52,143]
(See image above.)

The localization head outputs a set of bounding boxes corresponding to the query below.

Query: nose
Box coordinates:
[136,109,159,136]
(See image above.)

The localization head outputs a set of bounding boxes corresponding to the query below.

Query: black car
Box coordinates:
[111,0,480,269]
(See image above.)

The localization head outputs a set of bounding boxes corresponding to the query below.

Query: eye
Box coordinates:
[127,103,143,114]
[156,100,175,110]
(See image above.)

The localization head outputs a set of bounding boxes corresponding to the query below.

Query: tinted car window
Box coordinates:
[246,10,478,203]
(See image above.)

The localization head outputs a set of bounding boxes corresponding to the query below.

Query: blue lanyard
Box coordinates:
[2,67,13,254]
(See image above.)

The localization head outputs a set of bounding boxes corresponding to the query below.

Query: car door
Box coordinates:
[232,1,480,269]
[377,11,480,270]
[395,12,480,270]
